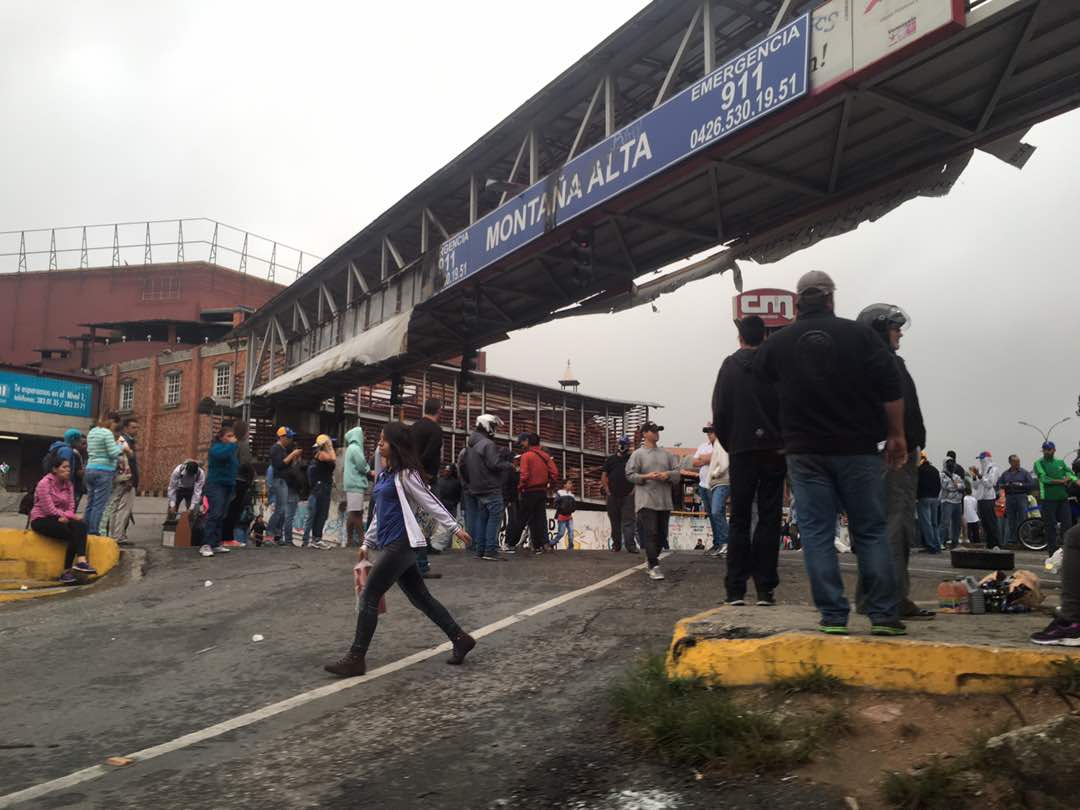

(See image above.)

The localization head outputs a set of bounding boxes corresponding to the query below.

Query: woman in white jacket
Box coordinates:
[325,421,475,678]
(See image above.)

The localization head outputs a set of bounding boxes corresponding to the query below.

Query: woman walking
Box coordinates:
[201,423,238,557]
[325,421,475,678]
[84,413,130,535]
[31,457,96,584]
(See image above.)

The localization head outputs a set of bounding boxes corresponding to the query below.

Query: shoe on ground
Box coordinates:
[870,620,907,636]
[58,570,78,584]
[534,549,545,556]
[421,571,443,579]
[447,633,476,665]
[72,561,97,575]
[724,596,747,606]
[1031,618,1080,646]
[292,538,304,548]
[481,553,507,562]
[818,624,850,635]
[504,547,516,554]
[647,567,665,580]
[311,540,332,550]
[902,606,936,620]
[199,544,214,557]
[215,544,231,554]
[755,592,775,606]
[427,546,443,555]
[221,540,245,549]
[324,652,367,678]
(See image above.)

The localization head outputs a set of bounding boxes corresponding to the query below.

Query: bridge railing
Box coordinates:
[0,218,319,282]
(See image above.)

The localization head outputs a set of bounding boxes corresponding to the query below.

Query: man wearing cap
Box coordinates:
[712,313,784,605]
[970,452,1002,549]
[601,436,638,553]
[625,422,682,580]
[690,423,729,557]
[513,432,558,553]
[1034,441,1077,557]
[754,270,908,636]
[998,454,1034,546]
[267,427,303,546]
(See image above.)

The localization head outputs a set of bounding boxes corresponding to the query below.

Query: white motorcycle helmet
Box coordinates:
[475,413,504,435]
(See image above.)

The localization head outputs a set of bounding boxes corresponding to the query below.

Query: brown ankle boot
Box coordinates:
[324,651,366,678]
[447,633,476,665]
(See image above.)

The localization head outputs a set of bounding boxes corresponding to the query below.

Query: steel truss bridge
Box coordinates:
[234,0,1080,411]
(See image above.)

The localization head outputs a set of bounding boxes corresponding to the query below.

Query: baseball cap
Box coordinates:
[796,270,836,295]
[313,433,332,448]
[617,435,631,447]
[641,422,664,434]
[978,451,992,459]
[276,426,296,438]
[1043,441,1056,451]
[702,421,715,433]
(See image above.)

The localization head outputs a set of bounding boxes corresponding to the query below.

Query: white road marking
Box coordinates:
[0,560,647,808]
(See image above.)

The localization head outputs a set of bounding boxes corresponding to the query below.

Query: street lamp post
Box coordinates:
[1017,417,1072,444]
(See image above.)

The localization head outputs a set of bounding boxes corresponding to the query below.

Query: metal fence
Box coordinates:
[0,218,319,282]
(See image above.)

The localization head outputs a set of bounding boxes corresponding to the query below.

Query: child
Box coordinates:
[963,486,980,544]
[552,480,576,550]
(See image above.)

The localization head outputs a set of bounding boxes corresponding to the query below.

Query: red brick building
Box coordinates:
[0,262,281,370]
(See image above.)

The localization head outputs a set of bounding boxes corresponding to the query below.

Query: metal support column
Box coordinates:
[702,0,714,74]
[604,74,615,136]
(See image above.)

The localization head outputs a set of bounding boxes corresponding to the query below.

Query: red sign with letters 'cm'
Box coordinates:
[732,288,796,329]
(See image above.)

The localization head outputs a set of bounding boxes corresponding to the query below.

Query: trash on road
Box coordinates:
[195,646,216,655]
[252,634,265,642]
[204,580,213,588]
[105,756,134,767]
[19,585,28,590]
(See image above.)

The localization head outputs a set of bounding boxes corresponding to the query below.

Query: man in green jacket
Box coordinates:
[1034,441,1077,557]
[343,426,371,546]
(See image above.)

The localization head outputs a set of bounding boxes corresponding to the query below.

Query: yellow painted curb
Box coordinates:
[667,607,1080,695]
[0,528,120,602]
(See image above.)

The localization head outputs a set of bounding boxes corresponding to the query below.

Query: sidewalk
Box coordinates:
[667,601,1079,695]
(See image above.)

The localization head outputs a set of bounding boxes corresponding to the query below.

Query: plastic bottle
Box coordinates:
[963,576,985,614]
[954,579,971,614]
[1045,548,1064,574]
[938,579,966,613]
[937,579,956,611]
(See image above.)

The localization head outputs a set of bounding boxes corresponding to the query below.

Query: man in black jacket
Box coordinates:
[411,398,446,576]
[712,315,784,606]
[857,303,933,620]
[916,453,942,553]
[755,271,907,636]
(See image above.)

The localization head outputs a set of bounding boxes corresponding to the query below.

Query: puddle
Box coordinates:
[568,788,685,809]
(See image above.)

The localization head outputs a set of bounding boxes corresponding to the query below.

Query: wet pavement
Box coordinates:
[0,519,1057,809]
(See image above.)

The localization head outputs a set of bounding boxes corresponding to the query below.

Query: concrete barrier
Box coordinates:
[667,605,1080,695]
[0,528,120,602]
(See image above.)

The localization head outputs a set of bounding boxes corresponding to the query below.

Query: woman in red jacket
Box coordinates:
[31,457,96,584]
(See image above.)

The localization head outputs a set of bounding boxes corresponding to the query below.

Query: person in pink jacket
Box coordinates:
[31,457,96,585]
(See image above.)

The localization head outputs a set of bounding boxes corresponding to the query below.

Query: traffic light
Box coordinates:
[389,373,405,406]
[458,346,479,394]
[571,228,593,288]
[462,289,479,331]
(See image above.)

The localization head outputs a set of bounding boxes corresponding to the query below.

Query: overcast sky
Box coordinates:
[2,1,1078,468]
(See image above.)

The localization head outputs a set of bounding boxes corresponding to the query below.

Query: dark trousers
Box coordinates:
[31,516,88,569]
[606,491,638,551]
[1060,525,1080,623]
[638,508,670,569]
[725,451,785,599]
[221,479,250,543]
[514,490,549,550]
[174,487,195,513]
[1040,499,1073,557]
[977,499,1000,547]
[311,483,332,541]
[967,522,981,543]
[352,537,462,654]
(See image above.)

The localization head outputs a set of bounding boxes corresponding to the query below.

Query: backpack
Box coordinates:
[554,493,575,516]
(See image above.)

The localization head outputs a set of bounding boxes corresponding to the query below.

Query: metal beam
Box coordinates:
[425,208,450,240]
[348,261,370,295]
[272,316,289,355]
[614,211,716,243]
[320,283,339,316]
[702,1,714,74]
[478,287,515,324]
[568,79,604,161]
[609,217,638,276]
[384,236,405,270]
[829,94,853,193]
[655,5,701,108]
[604,74,615,136]
[469,175,479,224]
[537,258,574,300]
[863,88,974,138]
[295,301,311,332]
[720,159,826,197]
[977,2,1042,132]
[246,324,271,398]
[706,165,725,241]
[499,135,530,205]
[769,0,794,35]
[529,129,539,184]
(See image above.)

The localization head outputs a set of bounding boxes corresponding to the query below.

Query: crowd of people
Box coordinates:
[22,269,1080,659]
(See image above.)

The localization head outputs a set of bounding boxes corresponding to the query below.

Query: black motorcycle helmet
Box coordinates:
[856,303,910,346]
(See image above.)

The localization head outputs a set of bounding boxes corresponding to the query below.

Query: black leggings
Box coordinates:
[352,536,462,655]
[31,516,88,569]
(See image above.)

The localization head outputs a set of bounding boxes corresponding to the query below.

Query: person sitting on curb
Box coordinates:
[31,457,96,584]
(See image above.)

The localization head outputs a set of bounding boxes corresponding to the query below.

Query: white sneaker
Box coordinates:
[199,545,214,557]
[215,545,231,554]
[647,567,665,580]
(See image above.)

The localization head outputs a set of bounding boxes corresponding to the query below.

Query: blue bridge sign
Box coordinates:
[439,13,810,290]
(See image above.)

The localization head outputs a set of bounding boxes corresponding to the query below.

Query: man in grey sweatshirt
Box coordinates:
[625,422,682,580]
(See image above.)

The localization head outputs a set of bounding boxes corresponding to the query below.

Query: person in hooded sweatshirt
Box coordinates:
[343,425,371,547]
[45,429,85,510]
[457,414,512,561]
[711,315,784,606]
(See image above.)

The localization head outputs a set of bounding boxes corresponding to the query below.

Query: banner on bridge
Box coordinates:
[439,13,810,290]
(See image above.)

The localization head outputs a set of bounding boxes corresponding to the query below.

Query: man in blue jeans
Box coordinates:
[754,271,908,636]
[457,414,512,561]
[998,454,1034,546]
[267,426,302,546]
[916,453,942,553]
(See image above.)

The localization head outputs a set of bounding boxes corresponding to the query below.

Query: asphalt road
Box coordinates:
[0,530,1056,810]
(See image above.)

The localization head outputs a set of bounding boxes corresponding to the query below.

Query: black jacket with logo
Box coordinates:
[711,347,782,455]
